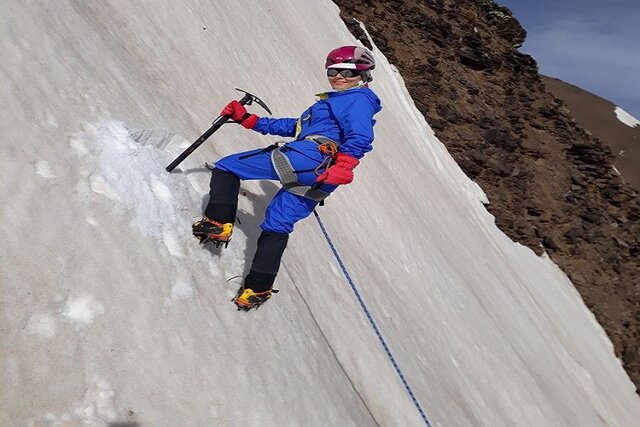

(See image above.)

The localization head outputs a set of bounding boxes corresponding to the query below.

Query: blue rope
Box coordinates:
[313,210,433,427]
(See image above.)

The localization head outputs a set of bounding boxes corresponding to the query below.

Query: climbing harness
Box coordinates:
[237,135,340,202]
[270,135,339,202]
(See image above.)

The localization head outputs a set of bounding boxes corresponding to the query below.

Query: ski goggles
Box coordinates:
[326,68,361,78]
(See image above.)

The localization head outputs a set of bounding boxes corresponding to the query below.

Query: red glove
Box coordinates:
[220,100,259,129]
[315,153,360,185]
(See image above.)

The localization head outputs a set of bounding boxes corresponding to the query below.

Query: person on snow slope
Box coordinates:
[192,46,382,311]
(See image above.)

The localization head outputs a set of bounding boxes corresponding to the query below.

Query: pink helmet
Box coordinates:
[325,46,375,71]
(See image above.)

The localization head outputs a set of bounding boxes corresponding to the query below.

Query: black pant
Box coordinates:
[205,169,288,292]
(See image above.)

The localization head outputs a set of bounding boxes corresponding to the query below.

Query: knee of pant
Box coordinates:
[260,230,289,242]
[213,158,234,173]
[210,167,239,180]
[260,219,293,235]
[261,191,316,234]
[261,209,296,234]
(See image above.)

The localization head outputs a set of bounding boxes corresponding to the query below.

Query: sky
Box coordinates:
[3,1,640,426]
[498,0,640,118]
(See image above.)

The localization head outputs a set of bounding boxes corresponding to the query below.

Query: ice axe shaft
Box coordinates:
[165,88,271,172]
[165,115,230,172]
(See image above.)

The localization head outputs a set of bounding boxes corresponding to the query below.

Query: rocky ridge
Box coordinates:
[333,0,640,389]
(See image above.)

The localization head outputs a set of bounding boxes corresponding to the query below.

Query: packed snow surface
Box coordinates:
[2,1,639,426]
[615,106,640,128]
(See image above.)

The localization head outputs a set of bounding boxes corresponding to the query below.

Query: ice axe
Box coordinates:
[165,88,272,172]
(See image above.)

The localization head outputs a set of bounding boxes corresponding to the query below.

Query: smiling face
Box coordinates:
[327,69,362,91]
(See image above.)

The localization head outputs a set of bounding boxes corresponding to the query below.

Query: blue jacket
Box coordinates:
[252,87,382,159]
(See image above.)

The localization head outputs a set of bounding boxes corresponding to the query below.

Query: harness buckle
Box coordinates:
[317,141,338,157]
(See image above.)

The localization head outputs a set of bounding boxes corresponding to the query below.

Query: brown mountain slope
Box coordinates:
[542,75,640,189]
[332,0,640,390]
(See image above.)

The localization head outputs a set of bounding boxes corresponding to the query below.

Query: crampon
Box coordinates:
[192,217,233,248]
[233,286,279,312]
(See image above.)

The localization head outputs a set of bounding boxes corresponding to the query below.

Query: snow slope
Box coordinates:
[615,106,640,128]
[2,1,639,426]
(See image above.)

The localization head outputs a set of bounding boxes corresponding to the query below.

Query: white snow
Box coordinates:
[170,273,195,302]
[61,295,105,326]
[35,160,56,178]
[615,106,640,127]
[28,377,117,426]
[2,1,640,426]
[26,313,58,339]
[46,112,59,128]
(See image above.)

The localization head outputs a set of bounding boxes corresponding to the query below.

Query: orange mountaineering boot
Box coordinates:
[192,217,234,247]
